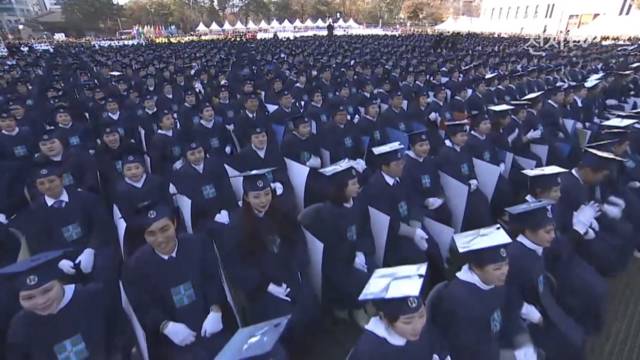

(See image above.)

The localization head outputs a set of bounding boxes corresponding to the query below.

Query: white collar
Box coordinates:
[145,108,157,114]
[158,129,173,136]
[547,100,558,108]
[364,316,407,346]
[570,168,584,184]
[2,128,19,135]
[45,189,69,207]
[516,234,543,256]
[471,130,486,140]
[454,96,464,101]
[456,264,494,290]
[246,110,256,117]
[574,97,582,107]
[108,111,120,119]
[382,171,399,186]
[200,119,214,128]
[252,144,266,158]
[55,284,75,313]
[58,123,72,129]
[406,150,424,162]
[50,153,63,161]
[432,99,443,106]
[343,198,354,208]
[155,241,178,260]
[191,163,204,173]
[445,139,462,152]
[280,106,291,112]
[363,114,376,122]
[125,174,147,188]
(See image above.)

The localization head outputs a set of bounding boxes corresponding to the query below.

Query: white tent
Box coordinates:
[346,18,361,29]
[246,20,258,30]
[315,19,326,27]
[293,18,303,27]
[270,19,281,29]
[222,21,234,31]
[195,22,209,33]
[259,20,270,29]
[571,12,640,38]
[209,21,221,32]
[281,19,294,29]
[234,21,246,31]
[335,18,346,28]
[303,18,315,27]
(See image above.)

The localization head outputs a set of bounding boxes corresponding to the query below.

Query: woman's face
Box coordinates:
[537,186,561,203]
[186,148,205,166]
[526,224,556,248]
[19,280,64,316]
[412,141,431,158]
[245,188,272,214]
[473,261,509,287]
[385,305,427,342]
[344,177,361,200]
[123,163,145,182]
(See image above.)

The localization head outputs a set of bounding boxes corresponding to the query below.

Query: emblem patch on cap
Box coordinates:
[26,275,38,286]
[257,180,264,188]
[148,210,156,218]
[127,155,134,161]
[407,297,419,308]
[40,169,48,175]
[500,248,507,257]
[547,208,553,218]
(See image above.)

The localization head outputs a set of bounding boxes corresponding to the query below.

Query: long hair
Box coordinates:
[239,195,298,255]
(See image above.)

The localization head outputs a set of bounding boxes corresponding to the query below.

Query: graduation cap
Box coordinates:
[444,120,470,136]
[488,104,514,116]
[33,165,63,180]
[319,160,358,186]
[580,148,625,171]
[371,142,405,164]
[594,129,630,144]
[505,200,555,231]
[521,91,544,102]
[183,141,204,154]
[39,129,63,143]
[584,79,602,89]
[509,100,530,110]
[135,203,174,230]
[586,73,605,82]
[453,224,512,267]
[629,63,640,70]
[522,165,568,193]
[408,129,429,146]
[0,249,67,292]
[123,154,145,166]
[215,315,290,360]
[231,168,277,193]
[358,263,427,318]
[289,114,310,129]
[600,118,638,128]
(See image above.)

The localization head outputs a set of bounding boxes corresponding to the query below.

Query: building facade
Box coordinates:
[0,0,47,36]
[478,0,639,35]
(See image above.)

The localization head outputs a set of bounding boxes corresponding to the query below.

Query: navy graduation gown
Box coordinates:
[280,132,321,166]
[6,284,111,360]
[148,130,184,178]
[0,127,36,163]
[32,148,99,194]
[322,121,364,164]
[401,153,452,226]
[123,234,230,360]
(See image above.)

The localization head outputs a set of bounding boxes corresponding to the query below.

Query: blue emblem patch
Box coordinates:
[192,116,200,125]
[62,173,75,186]
[171,281,196,308]
[344,136,353,148]
[201,184,217,199]
[53,334,89,360]
[61,223,83,242]
[398,201,409,218]
[373,130,381,141]
[171,146,181,157]
[265,171,274,183]
[320,114,328,123]
[300,151,311,163]
[537,275,544,294]
[483,151,491,162]
[117,128,125,137]
[461,163,470,177]
[209,137,220,148]
[13,145,28,157]
[399,122,406,131]
[490,309,502,334]
[346,224,357,242]
[421,175,431,188]
[114,160,123,173]
[69,136,80,146]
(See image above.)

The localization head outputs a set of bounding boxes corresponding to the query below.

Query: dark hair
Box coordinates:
[239,196,298,255]
[328,175,355,205]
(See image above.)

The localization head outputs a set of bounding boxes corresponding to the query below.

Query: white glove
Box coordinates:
[525,128,542,140]
[225,144,232,155]
[584,228,596,240]
[575,122,584,129]
[514,344,538,360]
[507,128,519,145]
[499,162,506,173]
[270,182,284,196]
[628,181,640,189]
[267,282,291,301]
[214,210,230,224]
[75,248,95,274]
[200,311,223,337]
[413,228,429,251]
[306,155,322,169]
[602,203,623,220]
[468,179,478,192]
[353,251,368,272]
[352,159,367,173]
[225,124,235,131]
[590,218,599,232]
[57,259,77,275]
[573,202,599,234]
[432,356,452,360]
[424,197,444,210]
[607,195,626,210]
[520,302,543,325]
[163,321,196,347]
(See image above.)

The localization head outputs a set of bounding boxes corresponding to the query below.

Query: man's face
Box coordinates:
[35,175,64,198]
[55,113,72,126]
[245,99,259,112]
[19,280,64,316]
[0,117,17,132]
[280,95,293,109]
[295,123,311,138]
[251,132,268,150]
[185,94,196,105]
[334,112,348,126]
[39,139,63,158]
[102,132,120,149]
[144,217,177,255]
[106,102,119,113]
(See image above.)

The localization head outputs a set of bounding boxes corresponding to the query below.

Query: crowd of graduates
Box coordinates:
[0,33,640,359]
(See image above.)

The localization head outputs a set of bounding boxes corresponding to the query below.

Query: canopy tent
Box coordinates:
[315,19,326,27]
[346,18,361,29]
[335,18,346,28]
[434,16,487,33]
[233,21,246,31]
[195,22,208,33]
[570,12,640,38]
[303,18,315,27]
[209,21,221,32]
[259,20,270,29]
[281,19,294,29]
[222,20,234,31]
[270,19,281,29]
[293,19,303,27]
[246,20,258,30]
